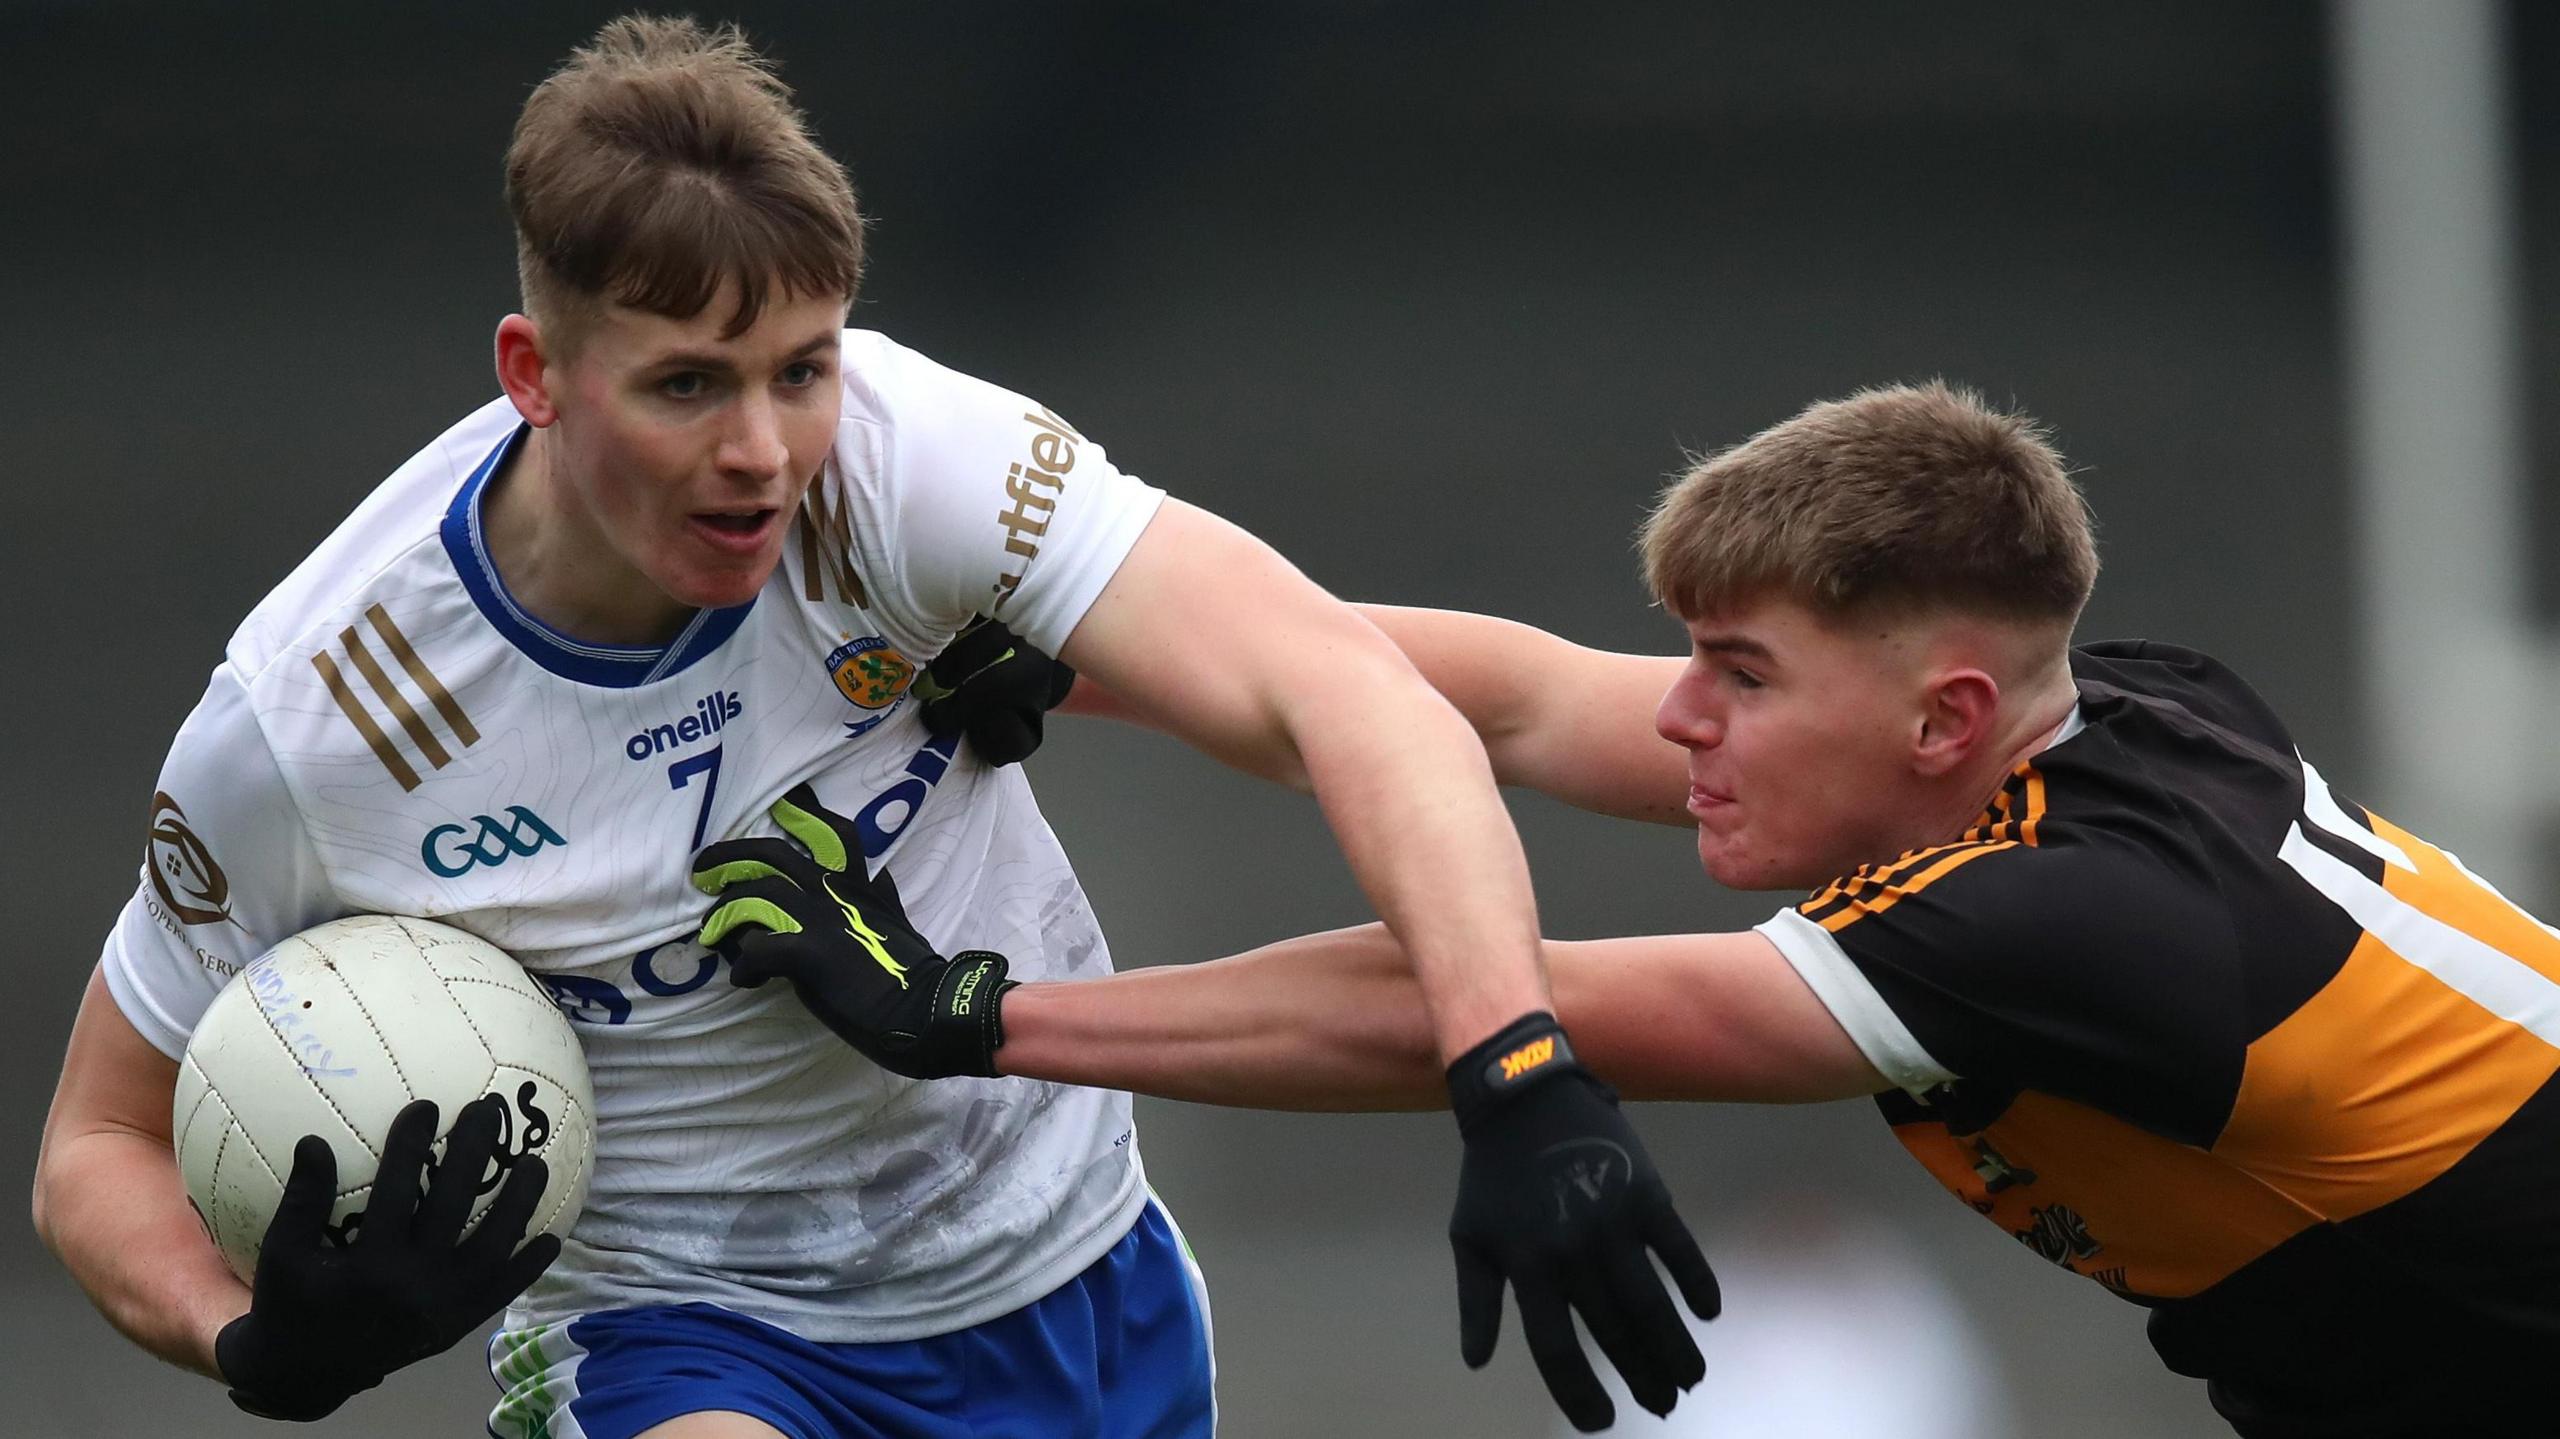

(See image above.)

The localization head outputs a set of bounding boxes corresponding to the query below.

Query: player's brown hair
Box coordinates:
[506,15,864,351]
[1639,381,2096,626]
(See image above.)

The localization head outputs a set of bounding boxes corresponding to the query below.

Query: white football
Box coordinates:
[172,914,594,1283]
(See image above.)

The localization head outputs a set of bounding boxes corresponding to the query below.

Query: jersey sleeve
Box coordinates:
[99,663,339,1059]
[847,339,1167,654]
[1754,838,2237,1118]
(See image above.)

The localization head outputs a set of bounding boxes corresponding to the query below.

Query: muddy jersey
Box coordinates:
[101,330,1164,1343]
[1754,640,2560,1434]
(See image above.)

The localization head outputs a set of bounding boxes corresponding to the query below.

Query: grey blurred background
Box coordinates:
[7,2,2557,1435]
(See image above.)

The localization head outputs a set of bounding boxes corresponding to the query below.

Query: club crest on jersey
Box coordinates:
[827,635,916,739]
[146,791,235,927]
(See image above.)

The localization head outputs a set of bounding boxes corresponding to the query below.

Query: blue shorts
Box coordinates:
[487,1201,1215,1439]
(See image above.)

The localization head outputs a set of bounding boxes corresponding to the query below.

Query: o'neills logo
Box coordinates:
[147,791,233,927]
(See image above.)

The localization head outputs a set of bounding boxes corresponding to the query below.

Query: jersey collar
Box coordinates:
[439,424,756,688]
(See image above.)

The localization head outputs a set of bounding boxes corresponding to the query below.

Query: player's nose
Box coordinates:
[718,393,792,481]
[1655,677,1723,749]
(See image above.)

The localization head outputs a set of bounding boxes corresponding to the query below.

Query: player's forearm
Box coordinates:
[1065,604,1692,827]
[1279,651,1552,1057]
[33,1128,245,1380]
[997,924,1445,1109]
[1350,605,1693,826]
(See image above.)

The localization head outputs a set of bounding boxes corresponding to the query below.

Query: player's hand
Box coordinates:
[691,782,1013,1078]
[1446,1012,1720,1432]
[215,1096,560,1422]
[914,615,1074,766]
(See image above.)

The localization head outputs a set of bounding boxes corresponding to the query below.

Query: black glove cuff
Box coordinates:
[1446,1010,1590,1132]
[217,1315,359,1422]
[938,951,1015,1077]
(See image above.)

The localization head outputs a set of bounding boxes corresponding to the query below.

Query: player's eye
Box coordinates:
[779,360,828,388]
[658,371,711,400]
[1729,667,1765,691]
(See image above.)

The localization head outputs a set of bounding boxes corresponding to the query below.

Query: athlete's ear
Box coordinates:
[494,314,561,428]
[1912,667,1998,778]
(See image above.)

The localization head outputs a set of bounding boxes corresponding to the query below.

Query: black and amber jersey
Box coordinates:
[1752,639,2560,1436]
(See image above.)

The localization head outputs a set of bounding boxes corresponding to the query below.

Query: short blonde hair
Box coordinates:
[1640,381,2096,626]
[505,15,864,352]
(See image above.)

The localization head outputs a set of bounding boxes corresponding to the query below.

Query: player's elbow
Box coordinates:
[29,1143,66,1263]
[1295,631,1486,755]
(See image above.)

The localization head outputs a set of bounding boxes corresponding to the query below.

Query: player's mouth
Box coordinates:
[688,508,781,556]
[1687,783,1735,818]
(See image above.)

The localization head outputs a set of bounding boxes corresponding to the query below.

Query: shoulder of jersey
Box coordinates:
[226,397,521,682]
[2071,638,2296,761]
[832,326,1033,446]
[833,327,908,432]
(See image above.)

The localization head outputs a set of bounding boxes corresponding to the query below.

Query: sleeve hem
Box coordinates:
[1755,908,1956,1095]
[998,483,1168,656]
[99,930,192,1062]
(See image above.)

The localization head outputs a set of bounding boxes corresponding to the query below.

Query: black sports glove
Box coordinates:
[914,616,1074,766]
[691,782,1013,1078]
[215,1095,559,1422]
[1447,1012,1721,1433]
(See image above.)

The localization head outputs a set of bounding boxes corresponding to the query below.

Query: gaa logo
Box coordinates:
[147,791,235,927]
[421,806,568,877]
[827,635,916,739]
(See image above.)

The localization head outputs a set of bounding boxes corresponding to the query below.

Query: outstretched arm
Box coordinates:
[994,922,1888,1109]
[1062,602,1693,827]
[1059,505,1732,1429]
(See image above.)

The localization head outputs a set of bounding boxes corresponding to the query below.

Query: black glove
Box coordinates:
[215,1095,560,1422]
[692,782,1013,1078]
[1447,1012,1720,1432]
[914,616,1074,766]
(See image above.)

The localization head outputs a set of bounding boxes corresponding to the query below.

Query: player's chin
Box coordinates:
[1696,832,1809,892]
[659,550,781,609]
[663,517,787,607]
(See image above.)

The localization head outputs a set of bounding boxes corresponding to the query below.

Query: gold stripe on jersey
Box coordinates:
[342,626,450,769]
[368,604,477,745]
[798,482,869,607]
[313,651,422,791]
[310,608,476,792]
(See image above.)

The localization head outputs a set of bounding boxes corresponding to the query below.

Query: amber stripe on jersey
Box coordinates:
[2218,812,2560,1222]
[1801,762,2049,930]
[1888,798,2560,1300]
[310,606,476,792]
[1804,840,2018,931]
[1891,1089,2324,1298]
[1959,766,2047,846]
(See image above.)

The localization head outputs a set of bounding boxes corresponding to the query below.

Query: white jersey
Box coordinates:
[102,330,1164,1342]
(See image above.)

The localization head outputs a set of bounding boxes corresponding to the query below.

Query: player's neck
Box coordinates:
[482,427,695,648]
[1923,678,2081,849]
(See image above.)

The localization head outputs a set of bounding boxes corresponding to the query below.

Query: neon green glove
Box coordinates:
[691,783,1011,1078]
